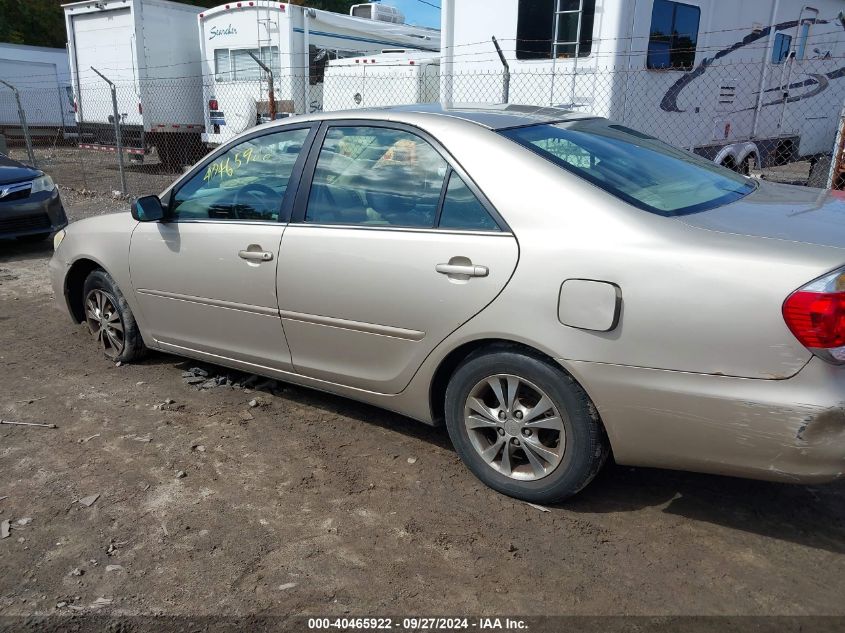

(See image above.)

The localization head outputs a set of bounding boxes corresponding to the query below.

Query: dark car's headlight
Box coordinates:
[30,175,55,194]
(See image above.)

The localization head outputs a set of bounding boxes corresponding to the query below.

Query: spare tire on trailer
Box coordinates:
[219,93,257,135]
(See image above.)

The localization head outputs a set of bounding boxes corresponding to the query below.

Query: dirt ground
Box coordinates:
[1,190,845,622]
[6,145,185,198]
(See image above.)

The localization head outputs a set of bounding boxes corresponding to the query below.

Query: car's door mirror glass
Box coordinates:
[170,127,310,222]
[305,126,447,227]
[132,195,165,222]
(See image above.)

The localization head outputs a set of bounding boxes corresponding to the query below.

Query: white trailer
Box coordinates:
[323,49,440,111]
[441,0,845,169]
[63,0,205,166]
[0,43,76,141]
[199,2,440,146]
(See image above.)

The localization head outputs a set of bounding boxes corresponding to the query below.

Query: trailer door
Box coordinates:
[0,59,62,129]
[71,9,141,127]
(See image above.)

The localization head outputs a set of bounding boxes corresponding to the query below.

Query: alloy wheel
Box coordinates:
[84,289,125,359]
[463,374,566,481]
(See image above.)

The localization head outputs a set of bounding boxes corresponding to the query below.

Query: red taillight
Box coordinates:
[208,99,219,110]
[73,100,78,113]
[783,291,845,348]
[783,267,845,363]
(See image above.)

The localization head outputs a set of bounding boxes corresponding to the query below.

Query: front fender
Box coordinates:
[50,213,148,334]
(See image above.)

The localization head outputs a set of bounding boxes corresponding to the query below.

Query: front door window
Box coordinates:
[171,127,310,222]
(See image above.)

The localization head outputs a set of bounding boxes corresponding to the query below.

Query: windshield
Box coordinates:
[501,120,756,216]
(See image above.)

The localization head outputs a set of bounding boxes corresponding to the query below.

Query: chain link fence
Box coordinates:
[2,60,843,197]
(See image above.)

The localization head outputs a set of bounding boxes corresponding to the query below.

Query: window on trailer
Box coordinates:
[647,0,701,70]
[214,49,230,81]
[796,20,812,60]
[214,47,280,81]
[772,32,792,64]
[516,0,596,60]
[309,48,367,85]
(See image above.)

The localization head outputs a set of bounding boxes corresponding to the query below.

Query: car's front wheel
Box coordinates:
[444,349,608,503]
[82,270,146,363]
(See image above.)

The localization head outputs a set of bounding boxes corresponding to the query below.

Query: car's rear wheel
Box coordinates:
[444,349,608,503]
[82,270,146,363]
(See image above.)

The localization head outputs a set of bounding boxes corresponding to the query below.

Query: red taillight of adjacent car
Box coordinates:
[783,268,845,362]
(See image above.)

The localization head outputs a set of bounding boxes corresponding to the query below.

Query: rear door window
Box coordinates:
[305,126,448,227]
[438,172,500,231]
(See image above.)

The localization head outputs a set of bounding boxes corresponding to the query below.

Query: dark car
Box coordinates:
[0,153,67,242]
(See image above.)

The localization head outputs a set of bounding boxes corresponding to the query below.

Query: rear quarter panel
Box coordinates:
[396,115,845,382]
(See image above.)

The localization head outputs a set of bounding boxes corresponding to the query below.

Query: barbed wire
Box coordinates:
[5,19,842,84]
[5,50,842,89]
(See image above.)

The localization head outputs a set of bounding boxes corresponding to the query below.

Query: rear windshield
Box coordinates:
[501,120,756,216]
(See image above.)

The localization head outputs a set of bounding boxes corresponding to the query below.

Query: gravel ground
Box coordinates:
[1,192,844,623]
[6,145,187,198]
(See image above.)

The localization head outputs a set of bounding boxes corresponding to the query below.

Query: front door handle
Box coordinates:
[239,249,274,262]
[435,263,489,277]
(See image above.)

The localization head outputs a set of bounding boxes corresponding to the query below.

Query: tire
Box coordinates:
[444,349,608,503]
[82,269,146,363]
[155,137,176,171]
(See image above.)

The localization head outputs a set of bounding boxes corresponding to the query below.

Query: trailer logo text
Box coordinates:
[209,24,237,40]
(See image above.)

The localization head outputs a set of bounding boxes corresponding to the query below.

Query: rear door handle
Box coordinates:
[239,249,274,262]
[435,263,489,277]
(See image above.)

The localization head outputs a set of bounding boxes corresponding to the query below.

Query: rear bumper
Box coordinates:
[563,357,845,483]
[0,188,67,239]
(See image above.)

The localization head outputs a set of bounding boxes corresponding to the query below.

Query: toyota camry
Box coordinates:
[49,105,845,501]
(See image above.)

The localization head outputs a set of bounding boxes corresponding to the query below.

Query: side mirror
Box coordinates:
[131,195,166,222]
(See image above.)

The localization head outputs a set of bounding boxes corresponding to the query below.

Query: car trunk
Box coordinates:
[678,180,845,250]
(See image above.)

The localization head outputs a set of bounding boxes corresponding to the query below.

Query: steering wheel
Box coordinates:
[231,183,279,219]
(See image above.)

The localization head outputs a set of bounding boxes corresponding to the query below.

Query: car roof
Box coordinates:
[378,103,595,130]
[292,103,595,131]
